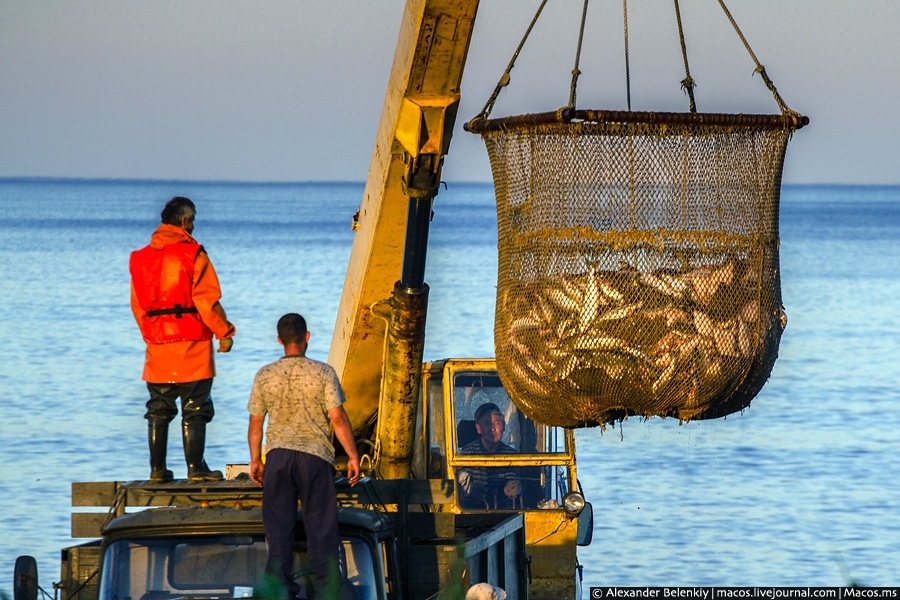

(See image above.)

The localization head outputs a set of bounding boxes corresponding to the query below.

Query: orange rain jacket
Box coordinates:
[130,224,236,384]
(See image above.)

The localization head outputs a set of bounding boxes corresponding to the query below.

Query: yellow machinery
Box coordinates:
[326,1,591,598]
[323,0,806,595]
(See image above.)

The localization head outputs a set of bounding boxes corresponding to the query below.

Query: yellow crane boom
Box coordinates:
[328,0,479,478]
[325,6,591,598]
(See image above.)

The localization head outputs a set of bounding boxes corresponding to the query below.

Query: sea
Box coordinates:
[1,178,898,594]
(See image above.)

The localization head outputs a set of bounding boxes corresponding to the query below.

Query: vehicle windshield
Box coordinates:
[98,534,378,600]
[451,371,575,510]
[453,371,568,455]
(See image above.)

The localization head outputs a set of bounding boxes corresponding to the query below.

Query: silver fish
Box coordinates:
[740,300,760,323]
[595,302,643,323]
[693,310,716,338]
[549,353,579,382]
[578,270,600,332]
[573,334,627,351]
[652,353,680,393]
[544,287,577,313]
[736,320,753,356]
[712,320,740,357]
[639,271,684,299]
[595,275,624,303]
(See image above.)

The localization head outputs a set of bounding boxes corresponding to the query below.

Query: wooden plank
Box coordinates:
[59,542,102,600]
[405,543,461,599]
[71,480,263,509]
[463,514,524,557]
[72,482,118,507]
[72,478,454,509]
[486,543,499,588]
[71,513,106,539]
[504,530,523,600]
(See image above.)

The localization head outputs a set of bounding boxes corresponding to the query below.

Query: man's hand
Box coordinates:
[249,459,264,487]
[504,479,521,499]
[329,405,362,487]
[247,414,265,487]
[217,338,234,353]
[457,469,473,495]
[346,457,361,487]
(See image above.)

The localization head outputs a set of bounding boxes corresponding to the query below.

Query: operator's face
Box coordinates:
[476,412,506,445]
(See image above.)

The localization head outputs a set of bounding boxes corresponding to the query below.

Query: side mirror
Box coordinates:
[576,502,593,546]
[14,556,39,600]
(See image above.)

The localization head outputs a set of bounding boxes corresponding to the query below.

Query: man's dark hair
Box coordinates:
[277,313,308,345]
[161,196,196,226]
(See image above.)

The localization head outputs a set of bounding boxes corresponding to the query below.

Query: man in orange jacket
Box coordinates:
[130,197,236,482]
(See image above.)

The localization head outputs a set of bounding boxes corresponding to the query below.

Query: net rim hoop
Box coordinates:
[465,108,809,134]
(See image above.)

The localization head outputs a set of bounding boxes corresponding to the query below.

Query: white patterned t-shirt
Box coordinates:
[247,355,345,465]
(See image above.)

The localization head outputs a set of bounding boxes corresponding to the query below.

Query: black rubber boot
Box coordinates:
[148,421,174,483]
[183,422,223,481]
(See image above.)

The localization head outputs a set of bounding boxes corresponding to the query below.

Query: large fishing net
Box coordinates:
[467,109,807,427]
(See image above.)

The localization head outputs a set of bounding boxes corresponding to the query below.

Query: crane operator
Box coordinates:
[456,402,522,509]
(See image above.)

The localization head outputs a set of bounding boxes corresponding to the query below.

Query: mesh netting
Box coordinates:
[469,110,802,427]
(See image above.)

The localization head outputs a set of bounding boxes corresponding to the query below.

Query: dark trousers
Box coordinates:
[262,448,340,599]
[144,379,214,425]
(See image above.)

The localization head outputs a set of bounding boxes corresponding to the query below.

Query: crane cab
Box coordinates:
[412,359,593,598]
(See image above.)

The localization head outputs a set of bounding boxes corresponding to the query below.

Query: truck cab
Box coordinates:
[414,359,593,598]
[15,485,400,600]
[97,506,396,600]
[324,359,591,599]
[16,476,530,600]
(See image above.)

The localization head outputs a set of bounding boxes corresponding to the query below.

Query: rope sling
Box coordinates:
[465,0,809,427]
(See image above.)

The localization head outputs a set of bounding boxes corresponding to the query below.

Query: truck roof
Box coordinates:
[102,505,394,539]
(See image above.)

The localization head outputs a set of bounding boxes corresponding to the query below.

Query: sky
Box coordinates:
[1,0,898,185]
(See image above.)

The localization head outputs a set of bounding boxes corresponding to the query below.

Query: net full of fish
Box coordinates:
[476,119,797,427]
[495,255,787,427]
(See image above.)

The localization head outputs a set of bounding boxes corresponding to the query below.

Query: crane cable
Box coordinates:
[673,0,697,113]
[567,0,591,109]
[716,0,800,117]
[470,0,550,123]
[472,0,797,121]
[621,0,633,111]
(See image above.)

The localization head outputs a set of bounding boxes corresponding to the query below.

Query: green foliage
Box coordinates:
[436,541,467,600]
[253,572,285,600]
[319,561,342,600]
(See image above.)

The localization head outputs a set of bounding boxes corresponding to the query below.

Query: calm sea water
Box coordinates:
[1,179,898,594]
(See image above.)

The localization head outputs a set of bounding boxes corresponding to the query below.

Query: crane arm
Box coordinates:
[327,0,480,476]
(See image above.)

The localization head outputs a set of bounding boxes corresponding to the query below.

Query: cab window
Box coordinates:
[452,372,566,454]
[451,371,573,510]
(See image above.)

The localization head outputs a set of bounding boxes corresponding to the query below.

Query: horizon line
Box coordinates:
[1,176,898,189]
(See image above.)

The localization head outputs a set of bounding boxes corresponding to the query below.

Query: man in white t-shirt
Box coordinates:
[247,313,360,600]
